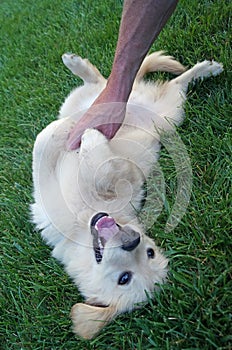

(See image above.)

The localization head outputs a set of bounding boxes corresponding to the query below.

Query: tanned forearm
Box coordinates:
[67,0,179,149]
[107,0,179,101]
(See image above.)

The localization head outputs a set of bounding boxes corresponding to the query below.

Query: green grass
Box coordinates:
[0,0,231,348]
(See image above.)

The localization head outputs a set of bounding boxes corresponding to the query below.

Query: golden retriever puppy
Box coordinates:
[31,52,223,339]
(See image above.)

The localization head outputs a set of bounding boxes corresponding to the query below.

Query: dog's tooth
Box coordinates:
[98,238,103,249]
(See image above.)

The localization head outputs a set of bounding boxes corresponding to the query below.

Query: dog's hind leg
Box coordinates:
[62,53,106,84]
[171,60,223,93]
[149,60,223,129]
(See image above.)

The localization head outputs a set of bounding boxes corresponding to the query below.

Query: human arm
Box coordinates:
[67,0,179,150]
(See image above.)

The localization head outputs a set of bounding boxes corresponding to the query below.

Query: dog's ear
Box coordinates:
[71,303,117,339]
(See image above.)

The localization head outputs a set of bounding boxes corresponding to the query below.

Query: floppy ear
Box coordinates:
[71,303,117,339]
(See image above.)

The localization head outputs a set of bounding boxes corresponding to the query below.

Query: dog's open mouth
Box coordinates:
[90,212,141,263]
[90,212,120,263]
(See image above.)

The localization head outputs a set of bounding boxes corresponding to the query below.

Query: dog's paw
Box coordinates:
[198,60,223,80]
[62,53,82,70]
[207,60,223,77]
[81,128,108,152]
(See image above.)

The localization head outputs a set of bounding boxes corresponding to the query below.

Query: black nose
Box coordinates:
[121,228,140,251]
[122,235,140,251]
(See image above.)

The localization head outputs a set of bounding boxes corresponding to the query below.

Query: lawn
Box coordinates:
[0,0,231,349]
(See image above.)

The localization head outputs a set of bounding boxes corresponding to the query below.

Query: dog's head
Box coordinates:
[71,212,168,339]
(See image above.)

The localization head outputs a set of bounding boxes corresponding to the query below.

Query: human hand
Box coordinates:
[66,102,126,150]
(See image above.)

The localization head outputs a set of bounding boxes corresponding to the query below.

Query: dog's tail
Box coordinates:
[135,51,186,82]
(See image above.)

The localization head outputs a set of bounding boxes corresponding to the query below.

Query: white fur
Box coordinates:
[31,52,223,339]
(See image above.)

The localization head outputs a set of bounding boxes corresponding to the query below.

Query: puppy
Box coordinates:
[31,52,223,339]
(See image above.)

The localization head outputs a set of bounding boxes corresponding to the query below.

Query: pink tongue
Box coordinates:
[96,216,119,241]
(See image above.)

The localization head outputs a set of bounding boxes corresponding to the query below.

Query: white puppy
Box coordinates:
[31,52,223,339]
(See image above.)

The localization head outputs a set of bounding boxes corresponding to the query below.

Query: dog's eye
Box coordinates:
[118,271,132,285]
[147,248,155,259]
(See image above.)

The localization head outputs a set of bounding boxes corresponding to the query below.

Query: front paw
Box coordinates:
[80,128,108,153]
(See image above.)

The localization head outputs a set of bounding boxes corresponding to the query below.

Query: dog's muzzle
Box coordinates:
[90,212,140,263]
